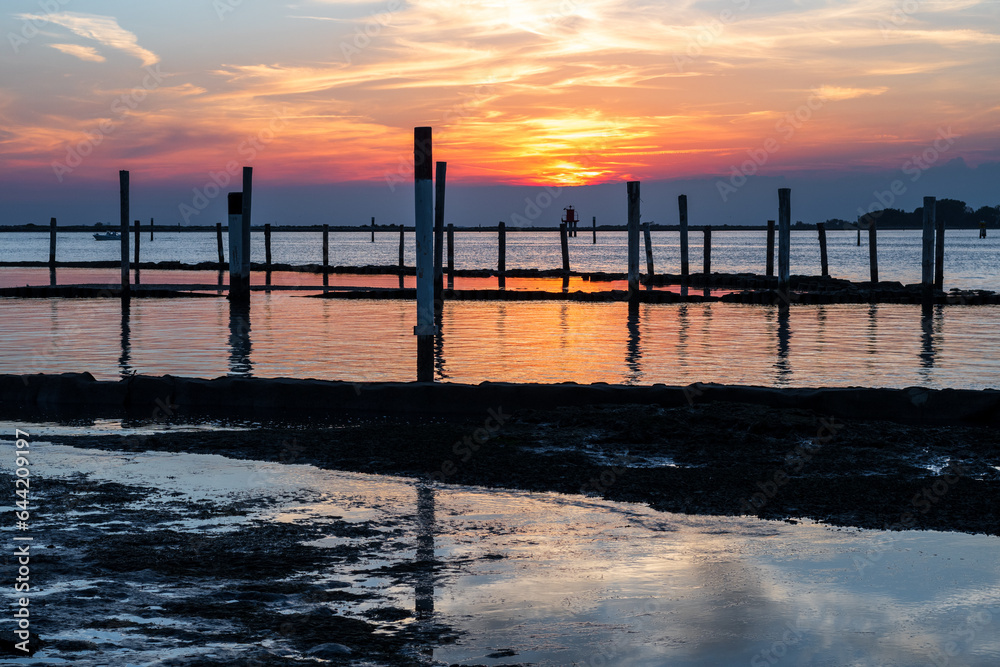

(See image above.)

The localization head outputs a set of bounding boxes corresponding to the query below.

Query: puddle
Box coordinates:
[1,439,998,665]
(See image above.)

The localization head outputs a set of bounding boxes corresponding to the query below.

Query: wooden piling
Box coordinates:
[150,217,154,241]
[48,218,56,266]
[216,222,224,265]
[856,227,860,247]
[643,222,654,278]
[778,190,791,290]
[227,193,244,298]
[322,224,329,269]
[868,218,879,284]
[371,216,375,243]
[133,219,140,267]
[559,222,570,273]
[398,225,405,272]
[766,220,775,277]
[434,161,447,304]
[922,196,935,306]
[447,223,454,289]
[264,223,272,268]
[817,222,828,277]
[679,195,689,281]
[592,216,596,244]
[627,181,640,298]
[413,126,436,383]
[703,226,712,276]
[498,221,506,290]
[934,204,945,291]
[119,170,130,299]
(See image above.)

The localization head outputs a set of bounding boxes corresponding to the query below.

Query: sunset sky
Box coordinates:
[1,0,998,226]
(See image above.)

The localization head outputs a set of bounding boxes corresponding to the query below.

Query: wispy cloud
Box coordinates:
[16,12,158,66]
[49,43,106,63]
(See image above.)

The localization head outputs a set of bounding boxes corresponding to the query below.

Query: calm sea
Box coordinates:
[1,229,998,388]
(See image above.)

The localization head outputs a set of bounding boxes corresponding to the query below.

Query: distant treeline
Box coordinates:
[848,199,1000,230]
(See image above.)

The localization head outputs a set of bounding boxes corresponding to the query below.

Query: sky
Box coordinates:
[1,0,998,227]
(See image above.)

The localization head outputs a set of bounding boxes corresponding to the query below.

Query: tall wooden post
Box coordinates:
[868,218,879,284]
[216,222,224,265]
[322,223,329,268]
[264,223,272,268]
[227,193,245,299]
[627,181,640,298]
[446,223,454,289]
[856,227,860,246]
[559,223,570,272]
[119,170,130,299]
[643,222,654,278]
[817,222,828,277]
[133,219,140,267]
[434,162,447,304]
[498,221,506,290]
[149,217,154,241]
[778,189,791,290]
[592,216,596,244]
[371,216,375,243]
[398,225,405,272]
[240,167,253,298]
[679,195,689,281]
[48,218,56,266]
[934,204,945,291]
[766,220,775,277]
[703,226,712,276]
[414,127,436,382]
[922,196,935,307]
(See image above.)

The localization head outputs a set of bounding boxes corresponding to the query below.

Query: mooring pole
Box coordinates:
[48,218,56,267]
[264,223,272,268]
[150,217,154,241]
[560,222,570,273]
[934,203,945,291]
[868,218,879,284]
[922,196,936,308]
[766,220,775,277]
[240,167,253,299]
[216,222,224,266]
[627,181,640,299]
[322,223,329,269]
[227,192,244,299]
[371,216,375,243]
[398,225,405,273]
[778,189,791,291]
[498,221,506,290]
[817,222,828,277]
[434,161,447,305]
[414,127,436,382]
[446,223,455,289]
[592,216,596,244]
[679,195,689,281]
[643,222,654,279]
[133,219,140,267]
[119,170,130,300]
[703,226,712,277]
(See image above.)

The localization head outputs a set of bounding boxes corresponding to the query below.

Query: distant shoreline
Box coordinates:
[0,223,991,232]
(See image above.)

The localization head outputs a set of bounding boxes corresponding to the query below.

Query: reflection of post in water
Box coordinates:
[228,298,253,375]
[434,300,447,380]
[919,305,941,374]
[49,267,56,287]
[677,304,690,372]
[626,300,642,383]
[217,270,225,295]
[774,306,791,385]
[119,299,132,378]
[415,483,436,619]
[866,304,879,361]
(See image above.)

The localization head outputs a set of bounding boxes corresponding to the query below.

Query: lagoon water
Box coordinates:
[1,229,998,387]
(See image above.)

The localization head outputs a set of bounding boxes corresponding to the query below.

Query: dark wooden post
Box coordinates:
[414,126,436,382]
[434,162,446,303]
[498,221,506,290]
[559,222,570,272]
[856,227,860,246]
[703,226,712,276]
[778,190,791,290]
[592,216,596,244]
[643,222,654,278]
[119,170,130,299]
[216,222,224,265]
[322,223,329,268]
[227,193,244,298]
[922,196,935,307]
[240,167,253,298]
[264,223,272,268]
[48,218,56,266]
[627,181,640,298]
[133,219,140,267]
[935,207,945,291]
[447,223,454,289]
[398,225,405,272]
[679,195,689,281]
[766,220,775,277]
[868,218,879,284]
[149,217,154,241]
[371,216,375,243]
[817,222,828,277]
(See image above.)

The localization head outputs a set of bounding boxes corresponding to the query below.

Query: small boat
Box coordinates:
[93,231,121,241]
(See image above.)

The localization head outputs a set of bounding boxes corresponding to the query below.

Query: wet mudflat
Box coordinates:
[2,402,1000,665]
